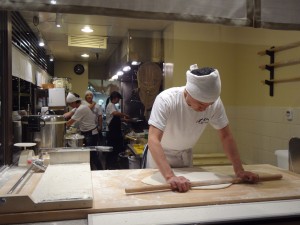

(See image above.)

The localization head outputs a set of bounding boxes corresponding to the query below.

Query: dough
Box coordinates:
[142,169,232,190]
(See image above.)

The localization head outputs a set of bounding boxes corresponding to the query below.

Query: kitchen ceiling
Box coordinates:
[19,11,171,64]
[2,0,300,65]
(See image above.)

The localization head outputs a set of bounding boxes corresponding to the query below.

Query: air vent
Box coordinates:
[68,35,107,49]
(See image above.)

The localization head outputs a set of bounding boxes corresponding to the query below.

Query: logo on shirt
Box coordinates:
[196,117,209,124]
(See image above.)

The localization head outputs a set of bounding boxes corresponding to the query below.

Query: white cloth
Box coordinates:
[186,69,221,103]
[82,100,103,126]
[71,104,98,133]
[147,86,228,167]
[146,148,193,168]
[66,92,81,103]
[105,102,119,126]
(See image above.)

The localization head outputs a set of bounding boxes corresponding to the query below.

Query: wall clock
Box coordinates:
[74,64,85,75]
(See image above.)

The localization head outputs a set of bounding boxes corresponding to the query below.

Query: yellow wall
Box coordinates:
[163,22,300,165]
[54,61,89,98]
[165,22,300,107]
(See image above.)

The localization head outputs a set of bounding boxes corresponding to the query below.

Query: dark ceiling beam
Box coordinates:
[0,2,251,27]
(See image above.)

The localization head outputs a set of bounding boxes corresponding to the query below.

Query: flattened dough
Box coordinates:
[142,169,232,190]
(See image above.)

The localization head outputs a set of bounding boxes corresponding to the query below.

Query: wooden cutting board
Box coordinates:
[1,164,300,224]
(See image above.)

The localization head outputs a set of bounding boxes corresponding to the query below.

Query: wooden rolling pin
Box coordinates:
[125,173,283,194]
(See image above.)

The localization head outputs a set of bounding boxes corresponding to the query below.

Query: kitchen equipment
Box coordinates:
[14,143,36,166]
[64,133,85,147]
[289,137,300,173]
[13,121,22,143]
[22,115,66,149]
[125,173,283,194]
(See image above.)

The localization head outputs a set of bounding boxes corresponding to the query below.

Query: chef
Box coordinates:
[64,92,102,170]
[144,65,259,192]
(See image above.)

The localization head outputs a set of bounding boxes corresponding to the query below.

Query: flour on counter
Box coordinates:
[142,169,232,190]
[31,163,93,203]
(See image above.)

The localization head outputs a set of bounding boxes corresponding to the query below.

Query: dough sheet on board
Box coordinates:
[142,169,232,189]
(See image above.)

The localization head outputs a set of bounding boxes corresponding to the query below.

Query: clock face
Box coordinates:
[74,64,85,75]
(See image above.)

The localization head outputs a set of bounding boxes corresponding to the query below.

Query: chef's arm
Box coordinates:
[66,118,76,127]
[111,111,130,120]
[63,111,74,119]
[218,125,259,183]
[148,125,191,192]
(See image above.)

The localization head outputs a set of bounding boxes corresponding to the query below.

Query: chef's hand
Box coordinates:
[167,176,191,192]
[236,170,259,183]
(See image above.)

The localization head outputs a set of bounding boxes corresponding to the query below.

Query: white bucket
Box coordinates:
[275,150,289,169]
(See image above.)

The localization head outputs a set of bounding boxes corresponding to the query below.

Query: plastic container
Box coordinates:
[275,150,289,169]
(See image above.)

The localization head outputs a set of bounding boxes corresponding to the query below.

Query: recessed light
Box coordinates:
[81,53,89,58]
[81,26,93,33]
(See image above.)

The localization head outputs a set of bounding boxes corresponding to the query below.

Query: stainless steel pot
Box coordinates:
[22,115,66,148]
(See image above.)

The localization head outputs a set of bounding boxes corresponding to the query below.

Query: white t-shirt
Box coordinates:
[82,100,102,125]
[71,104,98,133]
[148,86,229,151]
[105,102,118,126]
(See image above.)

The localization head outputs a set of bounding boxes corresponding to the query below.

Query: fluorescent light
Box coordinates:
[81,53,89,58]
[81,26,93,33]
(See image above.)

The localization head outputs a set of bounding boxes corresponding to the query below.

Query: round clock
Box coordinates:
[74,64,85,75]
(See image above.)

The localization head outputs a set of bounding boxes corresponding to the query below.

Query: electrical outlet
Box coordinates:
[286,108,293,121]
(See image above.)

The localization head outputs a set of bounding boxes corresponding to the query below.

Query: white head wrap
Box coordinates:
[185,64,221,103]
[66,92,81,103]
[85,90,93,96]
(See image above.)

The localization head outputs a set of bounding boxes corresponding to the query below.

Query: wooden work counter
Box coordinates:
[1,164,300,224]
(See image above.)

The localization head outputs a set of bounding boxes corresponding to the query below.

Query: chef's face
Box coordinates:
[85,93,93,103]
[184,90,213,112]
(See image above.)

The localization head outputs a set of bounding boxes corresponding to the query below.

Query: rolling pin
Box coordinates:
[125,173,283,194]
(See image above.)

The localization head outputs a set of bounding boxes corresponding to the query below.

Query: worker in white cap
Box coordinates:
[64,92,102,170]
[143,65,259,192]
[82,90,103,144]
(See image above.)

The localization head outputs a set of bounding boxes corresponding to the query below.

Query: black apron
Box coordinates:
[106,116,124,169]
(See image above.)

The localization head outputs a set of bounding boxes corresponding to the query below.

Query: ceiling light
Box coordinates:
[38,37,45,47]
[55,13,63,28]
[116,71,124,76]
[81,26,93,33]
[131,61,140,65]
[109,74,120,81]
[122,66,131,72]
[50,0,57,4]
[81,53,89,58]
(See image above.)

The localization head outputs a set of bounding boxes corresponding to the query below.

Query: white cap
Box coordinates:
[66,92,81,103]
[186,67,221,103]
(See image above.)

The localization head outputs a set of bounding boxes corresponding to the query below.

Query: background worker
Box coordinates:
[64,92,102,170]
[83,90,103,145]
[105,91,130,169]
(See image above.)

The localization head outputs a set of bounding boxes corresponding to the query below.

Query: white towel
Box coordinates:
[186,68,221,103]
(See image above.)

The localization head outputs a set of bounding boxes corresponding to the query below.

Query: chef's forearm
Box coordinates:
[148,139,175,180]
[219,126,245,174]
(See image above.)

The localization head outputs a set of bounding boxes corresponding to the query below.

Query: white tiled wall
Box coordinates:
[195,106,300,167]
